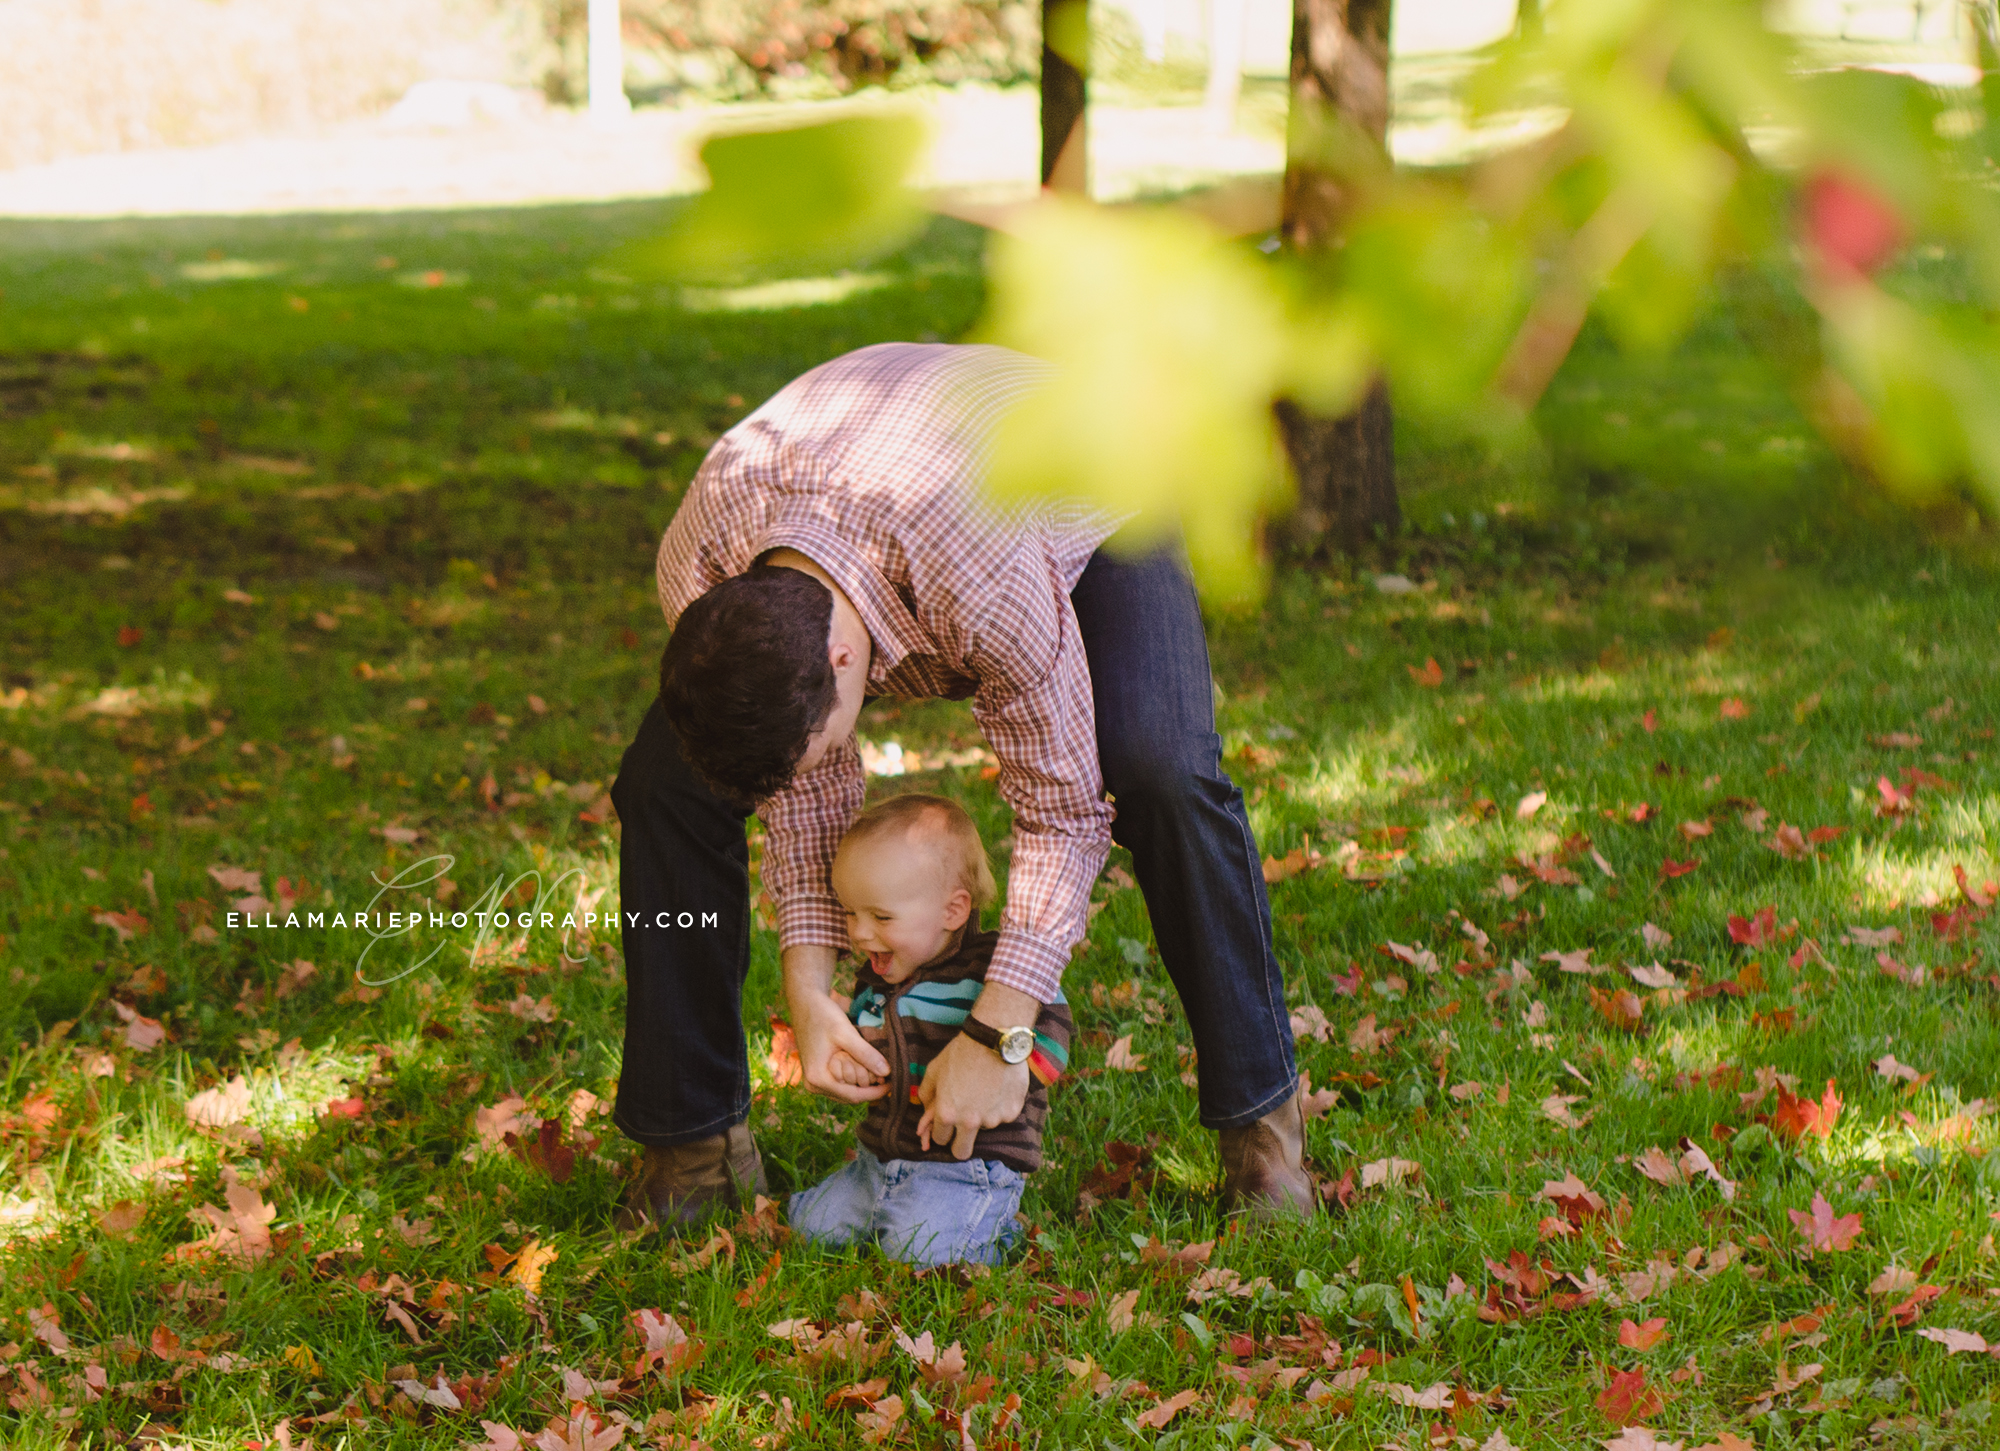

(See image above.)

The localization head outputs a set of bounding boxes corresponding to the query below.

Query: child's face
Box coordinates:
[832,832,972,985]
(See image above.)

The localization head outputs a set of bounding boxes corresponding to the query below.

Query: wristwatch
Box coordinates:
[959,1015,1036,1066]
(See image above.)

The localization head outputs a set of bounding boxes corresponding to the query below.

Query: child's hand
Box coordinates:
[825,1049,885,1088]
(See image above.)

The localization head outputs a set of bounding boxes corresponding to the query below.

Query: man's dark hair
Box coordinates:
[659,565,837,804]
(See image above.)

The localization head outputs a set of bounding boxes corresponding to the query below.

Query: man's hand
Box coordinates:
[916,982,1038,1160]
[784,946,889,1104]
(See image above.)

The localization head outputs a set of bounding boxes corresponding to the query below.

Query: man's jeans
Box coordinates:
[610,544,1298,1147]
[790,1148,1026,1266]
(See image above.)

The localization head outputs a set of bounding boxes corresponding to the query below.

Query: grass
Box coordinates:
[0,195,1998,1451]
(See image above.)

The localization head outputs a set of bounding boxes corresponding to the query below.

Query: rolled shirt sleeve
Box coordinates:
[757,738,865,953]
[973,593,1114,1003]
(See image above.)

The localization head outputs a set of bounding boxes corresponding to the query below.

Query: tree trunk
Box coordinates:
[1279,0,1397,555]
[1041,0,1088,193]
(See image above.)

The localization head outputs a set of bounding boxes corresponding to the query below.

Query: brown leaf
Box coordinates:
[1106,1289,1142,1332]
[1408,657,1444,688]
[1590,986,1645,1032]
[185,1075,253,1128]
[28,1303,70,1354]
[112,1000,166,1050]
[1134,1388,1200,1429]
[1618,1317,1670,1351]
[1632,1146,1686,1189]
[1767,824,1812,860]
[474,1095,529,1150]
[1360,1157,1422,1191]
[1105,1035,1147,1072]
[97,1200,146,1239]
[1917,1327,1989,1354]
[1677,820,1713,841]
[1516,790,1548,819]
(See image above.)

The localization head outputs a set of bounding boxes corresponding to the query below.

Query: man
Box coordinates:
[611,341,1311,1229]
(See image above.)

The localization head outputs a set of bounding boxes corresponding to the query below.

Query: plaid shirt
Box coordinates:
[656,343,1120,1002]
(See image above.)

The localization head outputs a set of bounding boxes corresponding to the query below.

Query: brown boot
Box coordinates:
[1219,1087,1315,1219]
[616,1124,768,1233]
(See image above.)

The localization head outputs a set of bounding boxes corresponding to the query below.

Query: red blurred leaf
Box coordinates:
[1408,658,1444,688]
[1659,858,1700,880]
[1594,1367,1662,1425]
[1589,986,1644,1032]
[1787,1192,1863,1254]
[766,1017,804,1087]
[1771,1079,1841,1141]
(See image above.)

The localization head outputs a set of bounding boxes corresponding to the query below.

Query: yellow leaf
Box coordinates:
[283,1343,322,1378]
[508,1239,559,1296]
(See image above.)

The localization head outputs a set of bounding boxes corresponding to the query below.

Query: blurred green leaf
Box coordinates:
[978,201,1297,602]
[613,113,928,282]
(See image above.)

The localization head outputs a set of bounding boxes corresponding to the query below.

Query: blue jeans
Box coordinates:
[789,1149,1026,1266]
[611,543,1297,1144]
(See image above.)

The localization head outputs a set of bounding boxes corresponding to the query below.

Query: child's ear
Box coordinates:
[941,887,972,930]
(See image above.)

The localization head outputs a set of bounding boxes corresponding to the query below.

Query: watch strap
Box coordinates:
[957,1015,1004,1052]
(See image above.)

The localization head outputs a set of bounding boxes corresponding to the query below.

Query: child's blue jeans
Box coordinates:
[789,1149,1025,1267]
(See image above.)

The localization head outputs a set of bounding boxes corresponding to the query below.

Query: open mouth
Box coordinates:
[870,950,895,976]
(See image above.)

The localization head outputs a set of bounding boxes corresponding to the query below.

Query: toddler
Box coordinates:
[788,793,1071,1266]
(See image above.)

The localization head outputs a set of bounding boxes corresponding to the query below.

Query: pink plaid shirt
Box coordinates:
[656,343,1120,1002]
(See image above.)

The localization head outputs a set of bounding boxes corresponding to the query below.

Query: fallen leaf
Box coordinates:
[1767,823,1813,860]
[1640,923,1673,951]
[1590,986,1644,1031]
[1727,905,1781,946]
[1377,1381,1455,1409]
[1360,1158,1421,1191]
[1543,948,1600,975]
[1868,1265,1918,1296]
[1106,1035,1147,1071]
[474,1095,529,1150]
[1347,1013,1396,1054]
[1628,962,1677,989]
[92,908,150,941]
[1516,790,1548,820]
[1787,1192,1862,1254]
[1542,1094,1591,1129]
[1917,1327,1989,1354]
[1106,1289,1141,1331]
[185,1075,253,1128]
[1719,698,1750,720]
[112,1000,166,1050]
[1659,858,1700,879]
[208,862,262,892]
[1595,1367,1663,1424]
[1847,924,1902,947]
[28,1303,70,1354]
[97,1200,146,1239]
[1678,820,1713,841]
[1409,657,1445,688]
[1134,1388,1200,1429]
[1771,1079,1842,1141]
[1874,1054,1925,1084]
[1619,1318,1670,1351]
[1288,1004,1332,1042]
[508,1240,559,1296]
[1633,1146,1686,1189]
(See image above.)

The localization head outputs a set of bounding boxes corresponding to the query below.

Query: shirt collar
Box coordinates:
[755,516,929,682]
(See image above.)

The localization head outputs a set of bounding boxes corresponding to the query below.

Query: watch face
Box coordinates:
[998,1027,1035,1065]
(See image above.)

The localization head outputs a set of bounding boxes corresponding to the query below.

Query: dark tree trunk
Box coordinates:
[1279,0,1397,554]
[1041,0,1088,192]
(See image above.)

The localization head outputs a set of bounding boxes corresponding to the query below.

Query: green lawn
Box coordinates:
[1,199,1998,1451]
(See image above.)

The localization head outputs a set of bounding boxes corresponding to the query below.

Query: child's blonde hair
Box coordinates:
[838,793,997,908]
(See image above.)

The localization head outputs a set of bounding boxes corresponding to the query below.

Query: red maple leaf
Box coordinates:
[1770,1079,1841,1141]
[1955,864,1999,909]
[1659,858,1700,880]
[1595,1367,1663,1424]
[1787,1191,1862,1253]
[1728,905,1779,946]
